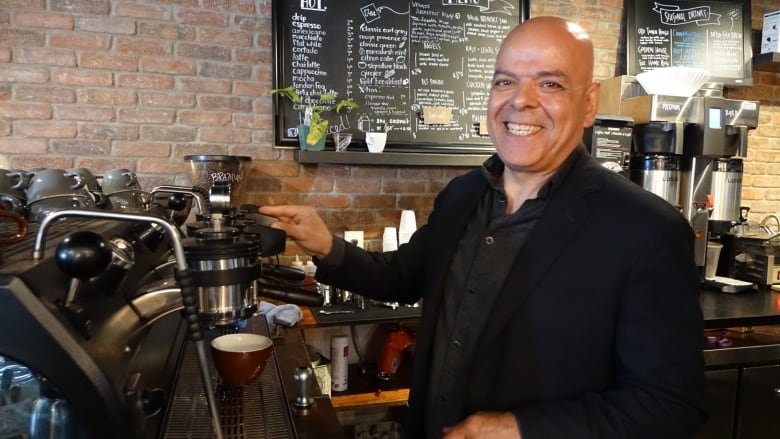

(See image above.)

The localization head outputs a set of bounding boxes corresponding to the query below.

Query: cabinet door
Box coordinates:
[737,364,780,439]
[697,369,738,439]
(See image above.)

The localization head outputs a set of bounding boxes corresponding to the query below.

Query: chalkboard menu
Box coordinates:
[626,0,753,87]
[272,0,528,152]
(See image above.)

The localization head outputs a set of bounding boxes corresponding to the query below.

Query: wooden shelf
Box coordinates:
[330,363,412,410]
[295,150,491,167]
[753,52,780,73]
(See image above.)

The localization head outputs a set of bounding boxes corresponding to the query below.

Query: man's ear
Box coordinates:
[583,81,601,127]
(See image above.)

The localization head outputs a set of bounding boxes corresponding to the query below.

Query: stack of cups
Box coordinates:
[398,210,417,245]
[383,226,398,252]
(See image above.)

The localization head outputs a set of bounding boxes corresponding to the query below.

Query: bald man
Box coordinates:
[262,16,706,439]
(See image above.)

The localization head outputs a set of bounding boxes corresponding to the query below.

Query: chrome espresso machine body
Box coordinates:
[602,76,760,279]
[0,163,335,439]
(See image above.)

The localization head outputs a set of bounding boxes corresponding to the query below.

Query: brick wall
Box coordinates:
[1,1,779,258]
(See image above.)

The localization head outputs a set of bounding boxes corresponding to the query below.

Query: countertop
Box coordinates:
[700,287,780,329]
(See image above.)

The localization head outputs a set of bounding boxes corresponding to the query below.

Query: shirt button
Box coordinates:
[498,195,506,203]
[453,340,461,349]
[485,236,494,245]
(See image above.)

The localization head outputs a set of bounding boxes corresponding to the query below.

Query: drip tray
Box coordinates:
[162,317,293,439]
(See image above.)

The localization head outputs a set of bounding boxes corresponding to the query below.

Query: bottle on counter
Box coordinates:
[303,259,316,291]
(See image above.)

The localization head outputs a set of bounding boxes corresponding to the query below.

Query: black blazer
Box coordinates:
[316,148,706,438]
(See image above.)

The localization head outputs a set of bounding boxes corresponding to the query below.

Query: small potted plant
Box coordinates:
[269,86,358,151]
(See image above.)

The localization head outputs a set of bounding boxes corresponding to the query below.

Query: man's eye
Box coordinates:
[541,81,562,89]
[493,79,512,87]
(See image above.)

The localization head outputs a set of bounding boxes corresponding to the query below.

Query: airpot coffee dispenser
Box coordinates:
[612,78,760,281]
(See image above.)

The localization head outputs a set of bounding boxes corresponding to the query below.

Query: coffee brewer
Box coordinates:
[602,76,760,286]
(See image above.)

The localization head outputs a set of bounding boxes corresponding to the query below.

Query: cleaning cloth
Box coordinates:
[258,301,303,327]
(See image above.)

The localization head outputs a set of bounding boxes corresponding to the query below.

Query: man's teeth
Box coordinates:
[506,123,541,136]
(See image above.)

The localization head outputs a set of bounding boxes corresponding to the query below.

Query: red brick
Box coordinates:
[198,95,251,112]
[15,85,76,103]
[175,42,231,61]
[352,195,397,208]
[0,85,7,101]
[199,127,251,143]
[139,57,195,75]
[253,159,300,177]
[301,194,350,209]
[336,179,382,194]
[198,28,252,46]
[0,29,45,47]
[235,47,272,64]
[138,22,194,40]
[0,121,9,135]
[117,108,175,124]
[176,9,227,27]
[13,11,73,29]
[117,73,175,90]
[51,139,108,155]
[50,32,109,50]
[2,0,45,8]
[79,123,138,140]
[136,158,184,174]
[76,16,135,34]
[203,0,255,14]
[152,0,197,6]
[283,177,334,193]
[233,113,273,130]
[15,121,77,138]
[54,105,115,122]
[0,48,10,62]
[179,77,231,94]
[138,91,195,108]
[51,0,110,14]
[141,126,196,142]
[115,2,170,20]
[178,110,232,126]
[113,141,171,157]
[15,48,75,67]
[51,68,112,86]
[234,80,267,97]
[234,15,266,32]
[79,52,137,71]
[14,156,74,170]
[198,62,251,80]
[73,157,135,173]
[78,89,137,106]
[0,138,48,154]
[115,37,170,56]
[0,102,52,120]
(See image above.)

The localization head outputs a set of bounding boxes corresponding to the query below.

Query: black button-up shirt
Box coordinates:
[423,149,580,437]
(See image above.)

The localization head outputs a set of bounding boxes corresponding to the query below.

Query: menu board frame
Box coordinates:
[625,0,753,87]
[271,0,530,153]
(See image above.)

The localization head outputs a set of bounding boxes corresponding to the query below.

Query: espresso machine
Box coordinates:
[604,77,760,287]
[0,158,338,439]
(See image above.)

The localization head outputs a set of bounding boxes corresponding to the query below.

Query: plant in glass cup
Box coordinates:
[268,86,358,150]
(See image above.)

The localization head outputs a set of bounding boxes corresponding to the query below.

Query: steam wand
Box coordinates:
[33,209,225,439]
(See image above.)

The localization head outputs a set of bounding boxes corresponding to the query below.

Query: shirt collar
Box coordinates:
[481,145,586,199]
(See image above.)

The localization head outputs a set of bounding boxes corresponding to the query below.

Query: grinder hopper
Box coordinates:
[184,155,250,212]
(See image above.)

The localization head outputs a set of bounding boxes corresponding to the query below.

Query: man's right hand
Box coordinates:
[258,205,334,259]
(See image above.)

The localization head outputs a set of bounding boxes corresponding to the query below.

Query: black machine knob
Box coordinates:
[55,231,113,280]
[167,193,188,211]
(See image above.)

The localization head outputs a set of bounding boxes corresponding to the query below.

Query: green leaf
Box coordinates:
[335,100,359,113]
[268,85,300,104]
[306,119,328,145]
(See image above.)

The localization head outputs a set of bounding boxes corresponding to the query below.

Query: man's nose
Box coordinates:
[511,80,540,109]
